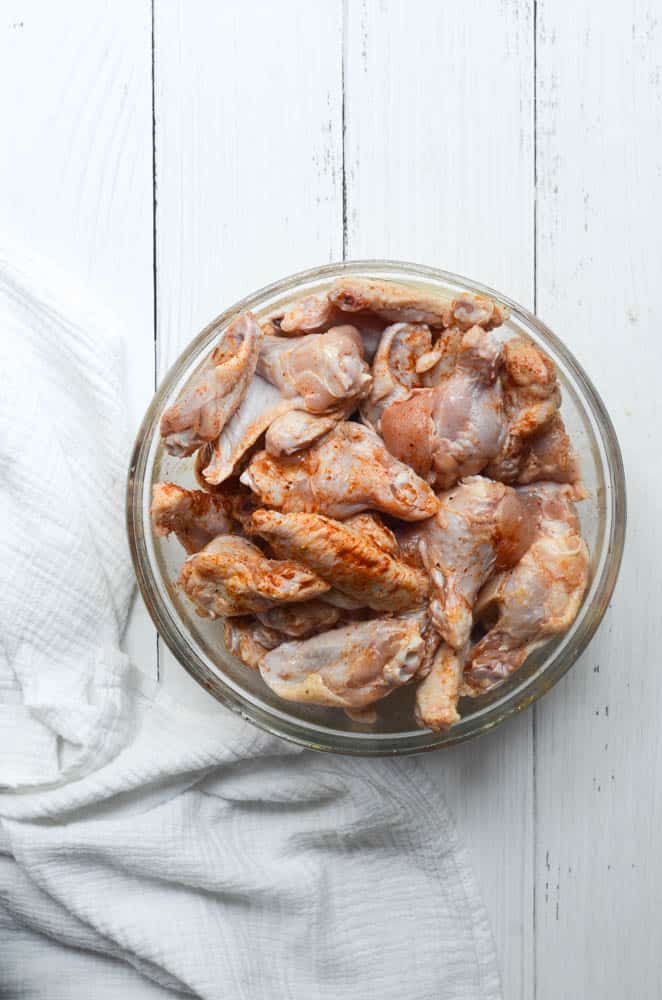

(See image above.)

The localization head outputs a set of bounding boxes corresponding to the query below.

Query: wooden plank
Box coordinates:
[0,0,157,675]
[535,3,662,997]
[343,3,535,996]
[153,0,343,702]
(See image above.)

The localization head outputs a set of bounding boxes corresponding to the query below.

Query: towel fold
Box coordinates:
[0,251,501,999]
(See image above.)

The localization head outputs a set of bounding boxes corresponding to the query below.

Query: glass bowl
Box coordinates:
[127,260,626,754]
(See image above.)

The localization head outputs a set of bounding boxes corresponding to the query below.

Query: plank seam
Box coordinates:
[151,0,160,683]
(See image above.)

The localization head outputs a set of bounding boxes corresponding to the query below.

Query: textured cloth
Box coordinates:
[0,252,501,999]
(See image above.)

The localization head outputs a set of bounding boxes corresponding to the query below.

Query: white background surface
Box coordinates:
[1,1,660,996]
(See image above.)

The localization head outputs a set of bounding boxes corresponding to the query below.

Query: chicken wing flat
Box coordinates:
[247,509,429,612]
[257,326,372,413]
[463,483,589,692]
[259,616,424,708]
[150,482,233,553]
[418,476,534,649]
[415,643,464,731]
[224,617,283,669]
[160,312,261,456]
[329,277,451,326]
[329,277,507,330]
[179,535,330,618]
[200,375,294,486]
[381,326,505,489]
[241,421,439,521]
[360,322,432,431]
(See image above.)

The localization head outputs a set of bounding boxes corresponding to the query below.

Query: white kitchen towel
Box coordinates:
[0,251,501,1000]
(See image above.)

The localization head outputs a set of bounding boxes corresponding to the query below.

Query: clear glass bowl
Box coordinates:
[127,260,626,754]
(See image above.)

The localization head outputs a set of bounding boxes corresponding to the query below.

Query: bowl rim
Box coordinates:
[127,258,627,755]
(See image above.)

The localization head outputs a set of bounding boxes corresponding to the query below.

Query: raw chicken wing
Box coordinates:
[415,643,464,731]
[150,482,233,553]
[241,421,439,521]
[247,509,429,612]
[255,600,342,638]
[381,326,505,489]
[360,322,432,431]
[257,326,371,413]
[418,476,534,649]
[264,410,337,457]
[224,617,282,669]
[485,337,584,494]
[260,617,424,708]
[200,375,294,485]
[179,535,330,618]
[464,483,589,691]
[160,312,261,456]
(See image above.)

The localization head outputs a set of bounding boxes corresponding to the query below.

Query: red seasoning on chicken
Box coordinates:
[154,277,589,731]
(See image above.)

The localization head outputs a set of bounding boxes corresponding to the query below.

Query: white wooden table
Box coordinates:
[2,2,659,996]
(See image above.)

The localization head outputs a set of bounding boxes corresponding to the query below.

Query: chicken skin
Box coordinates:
[223,617,282,669]
[259,617,424,708]
[484,337,584,494]
[150,483,233,553]
[417,476,534,649]
[415,643,464,731]
[255,600,342,638]
[241,421,439,521]
[200,376,295,486]
[156,274,589,727]
[179,535,330,618]
[381,326,505,490]
[160,312,262,456]
[329,277,507,330]
[247,509,429,612]
[463,483,589,691]
[360,322,432,431]
[264,410,337,457]
[257,326,372,413]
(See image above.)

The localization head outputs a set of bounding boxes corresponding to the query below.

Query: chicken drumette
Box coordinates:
[259,617,425,708]
[463,483,589,692]
[381,326,505,490]
[241,421,439,521]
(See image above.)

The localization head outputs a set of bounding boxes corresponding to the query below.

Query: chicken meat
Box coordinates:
[247,509,429,612]
[179,535,330,618]
[463,483,589,692]
[381,326,505,490]
[257,326,372,413]
[415,643,464,731]
[224,617,283,670]
[255,599,342,638]
[259,616,425,708]
[150,482,233,553]
[360,322,432,431]
[241,421,440,521]
[418,476,535,649]
[200,375,294,485]
[160,312,262,456]
[264,410,337,457]
[329,277,507,330]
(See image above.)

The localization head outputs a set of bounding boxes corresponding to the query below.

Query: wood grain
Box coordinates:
[153,0,344,699]
[343,4,535,996]
[0,0,157,675]
[2,0,659,993]
[535,2,662,997]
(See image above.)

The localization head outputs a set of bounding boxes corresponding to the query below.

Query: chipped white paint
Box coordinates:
[0,0,658,996]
